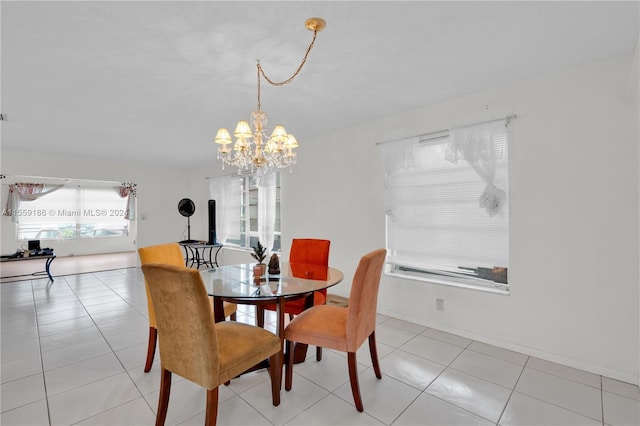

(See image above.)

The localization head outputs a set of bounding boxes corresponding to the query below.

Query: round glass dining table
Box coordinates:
[200,262,344,362]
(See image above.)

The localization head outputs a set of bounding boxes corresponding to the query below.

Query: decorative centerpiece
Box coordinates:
[251,241,267,277]
[268,253,280,275]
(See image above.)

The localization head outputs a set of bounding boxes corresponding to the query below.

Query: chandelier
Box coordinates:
[214,18,326,175]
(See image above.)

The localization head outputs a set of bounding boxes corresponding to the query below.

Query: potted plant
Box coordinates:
[251,241,267,276]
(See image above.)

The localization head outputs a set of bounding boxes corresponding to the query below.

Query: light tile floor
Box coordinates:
[1,268,638,425]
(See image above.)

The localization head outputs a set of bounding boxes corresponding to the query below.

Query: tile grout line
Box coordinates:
[513,359,608,423]
[496,354,530,425]
[600,375,605,426]
[32,277,58,426]
[435,340,502,425]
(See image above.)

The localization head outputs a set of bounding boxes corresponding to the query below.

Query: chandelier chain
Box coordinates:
[256,30,319,111]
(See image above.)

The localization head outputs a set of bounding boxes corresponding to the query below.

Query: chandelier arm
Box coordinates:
[257,30,319,88]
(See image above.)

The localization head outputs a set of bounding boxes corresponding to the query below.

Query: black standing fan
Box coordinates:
[178,198,197,243]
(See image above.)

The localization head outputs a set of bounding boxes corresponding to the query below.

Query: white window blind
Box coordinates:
[14,187,130,240]
[382,121,509,293]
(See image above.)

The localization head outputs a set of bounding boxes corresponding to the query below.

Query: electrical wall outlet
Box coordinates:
[436,298,444,311]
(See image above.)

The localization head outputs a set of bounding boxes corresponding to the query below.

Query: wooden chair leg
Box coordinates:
[204,387,219,426]
[288,313,294,321]
[156,368,172,426]
[230,312,237,321]
[268,352,282,405]
[285,340,294,391]
[144,327,157,373]
[368,331,382,379]
[347,352,364,412]
[316,346,323,361]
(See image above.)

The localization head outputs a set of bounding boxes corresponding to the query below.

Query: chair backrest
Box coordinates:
[290,239,331,296]
[346,248,387,351]
[138,243,184,267]
[138,243,185,327]
[141,263,220,389]
[289,239,330,266]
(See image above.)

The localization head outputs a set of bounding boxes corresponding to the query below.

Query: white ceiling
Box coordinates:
[1,1,638,169]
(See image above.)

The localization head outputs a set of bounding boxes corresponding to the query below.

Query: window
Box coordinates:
[210,172,281,252]
[240,173,281,251]
[381,121,509,294]
[15,187,130,241]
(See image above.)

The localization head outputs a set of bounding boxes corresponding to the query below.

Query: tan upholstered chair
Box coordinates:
[141,263,281,426]
[138,243,237,373]
[283,248,386,412]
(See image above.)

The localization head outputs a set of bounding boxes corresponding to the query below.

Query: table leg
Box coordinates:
[182,246,189,267]
[195,248,202,268]
[45,256,55,282]
[213,297,225,323]
[290,292,314,364]
[213,246,222,267]
[207,247,214,268]
[276,297,285,350]
[276,297,285,390]
[213,295,232,385]
[292,342,310,363]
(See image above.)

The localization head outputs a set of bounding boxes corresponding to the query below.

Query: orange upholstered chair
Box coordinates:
[141,263,281,425]
[257,238,330,358]
[284,238,331,313]
[138,243,237,373]
[284,248,386,412]
[258,239,331,318]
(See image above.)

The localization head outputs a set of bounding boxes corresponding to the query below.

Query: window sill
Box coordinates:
[385,269,510,295]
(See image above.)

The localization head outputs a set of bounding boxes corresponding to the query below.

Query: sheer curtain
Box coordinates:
[257,171,277,252]
[446,120,508,217]
[115,183,137,220]
[381,136,419,223]
[209,175,242,245]
[4,183,63,223]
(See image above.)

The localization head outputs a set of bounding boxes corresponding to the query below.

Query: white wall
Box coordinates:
[632,36,640,390]
[277,53,638,384]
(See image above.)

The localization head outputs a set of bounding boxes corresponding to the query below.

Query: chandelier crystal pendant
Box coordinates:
[215,18,325,175]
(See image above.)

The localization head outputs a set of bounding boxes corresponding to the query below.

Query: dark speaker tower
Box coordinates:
[208,200,217,244]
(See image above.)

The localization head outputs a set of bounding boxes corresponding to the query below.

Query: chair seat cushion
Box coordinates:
[222,301,237,318]
[206,297,237,318]
[284,305,348,352]
[264,291,327,315]
[216,322,281,383]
